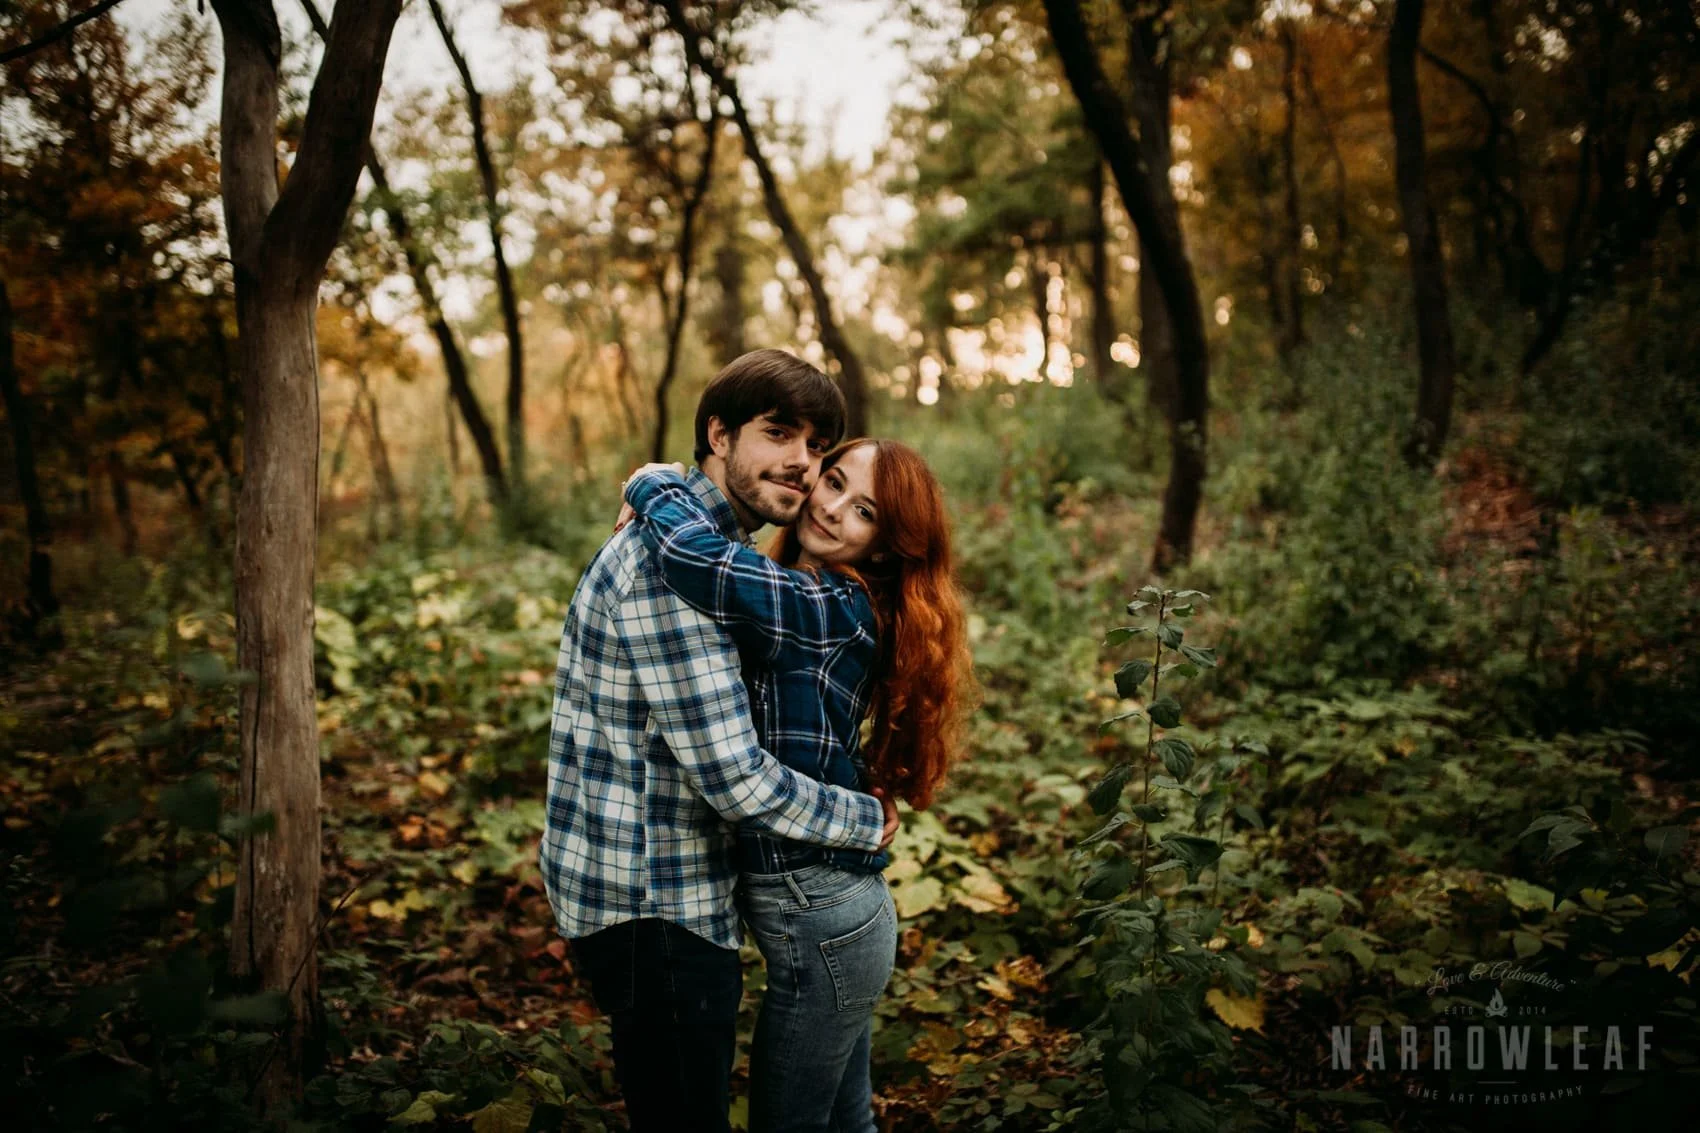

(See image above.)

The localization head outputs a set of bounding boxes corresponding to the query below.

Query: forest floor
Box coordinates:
[4,414,1698,1131]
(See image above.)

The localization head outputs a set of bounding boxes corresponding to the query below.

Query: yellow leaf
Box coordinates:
[954,869,1014,914]
[1206,987,1265,1033]
[884,856,923,883]
[450,859,481,885]
[418,771,452,799]
[978,975,1015,1001]
[892,877,945,919]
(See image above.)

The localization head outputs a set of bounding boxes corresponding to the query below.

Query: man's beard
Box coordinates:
[725,448,807,527]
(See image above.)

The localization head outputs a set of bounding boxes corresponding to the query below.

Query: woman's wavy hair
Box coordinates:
[769,439,974,810]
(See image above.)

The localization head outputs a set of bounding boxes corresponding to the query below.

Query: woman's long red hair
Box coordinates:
[770,439,973,810]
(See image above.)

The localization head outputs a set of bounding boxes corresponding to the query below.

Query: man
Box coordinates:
[540,349,893,1132]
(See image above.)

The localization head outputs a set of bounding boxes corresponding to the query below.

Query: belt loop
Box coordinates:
[783,872,810,907]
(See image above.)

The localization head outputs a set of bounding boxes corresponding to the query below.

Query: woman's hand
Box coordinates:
[614,462,687,531]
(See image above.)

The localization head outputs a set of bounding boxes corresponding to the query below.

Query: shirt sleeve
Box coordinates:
[616,579,884,852]
[624,468,865,666]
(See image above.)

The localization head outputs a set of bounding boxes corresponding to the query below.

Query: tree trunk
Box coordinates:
[0,279,59,634]
[354,368,401,528]
[659,0,869,436]
[298,0,507,505]
[1029,247,1052,370]
[210,0,404,1102]
[1086,158,1117,396]
[1299,50,1350,282]
[652,107,719,462]
[709,237,747,365]
[425,0,526,490]
[1277,19,1306,359]
[109,457,139,556]
[1388,0,1457,466]
[1055,0,1208,567]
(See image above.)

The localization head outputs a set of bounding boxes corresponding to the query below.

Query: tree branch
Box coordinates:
[266,0,406,290]
[0,0,133,65]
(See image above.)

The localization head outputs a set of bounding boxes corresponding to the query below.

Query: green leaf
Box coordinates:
[1518,814,1569,840]
[1114,660,1154,698]
[1158,834,1224,883]
[1151,775,1198,797]
[1152,737,1196,780]
[1645,826,1688,860]
[1130,803,1168,824]
[1164,661,1201,679]
[1104,626,1149,646]
[1081,814,1132,846]
[1099,709,1142,733]
[1179,643,1218,669]
[1146,859,1187,877]
[1169,603,1195,618]
[1082,856,1134,900]
[1157,622,1184,649]
[206,991,290,1026]
[159,773,220,833]
[1234,804,1264,830]
[1087,763,1134,816]
[1125,600,1153,614]
[1147,695,1183,729]
[1171,589,1211,601]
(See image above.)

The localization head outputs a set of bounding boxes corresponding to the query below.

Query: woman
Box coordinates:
[620,438,971,1133]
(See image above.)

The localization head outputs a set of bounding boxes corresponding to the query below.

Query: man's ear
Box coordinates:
[706,415,733,459]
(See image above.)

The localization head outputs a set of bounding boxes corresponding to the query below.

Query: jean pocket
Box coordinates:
[818,887,896,1012]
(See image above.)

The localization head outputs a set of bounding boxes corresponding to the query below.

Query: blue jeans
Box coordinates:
[739,865,897,1133]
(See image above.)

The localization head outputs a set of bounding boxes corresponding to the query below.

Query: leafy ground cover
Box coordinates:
[4,331,1698,1130]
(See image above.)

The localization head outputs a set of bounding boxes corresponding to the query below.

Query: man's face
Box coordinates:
[713,412,834,528]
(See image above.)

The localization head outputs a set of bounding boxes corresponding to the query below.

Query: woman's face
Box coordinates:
[795,444,881,566]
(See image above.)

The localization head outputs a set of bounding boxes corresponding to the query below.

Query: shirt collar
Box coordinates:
[686,467,756,547]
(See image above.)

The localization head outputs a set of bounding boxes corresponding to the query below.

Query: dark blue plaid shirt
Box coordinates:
[626,468,888,876]
[540,469,884,950]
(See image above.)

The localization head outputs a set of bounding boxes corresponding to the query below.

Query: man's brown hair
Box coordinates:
[693,349,848,462]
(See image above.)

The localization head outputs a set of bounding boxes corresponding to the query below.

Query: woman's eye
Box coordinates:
[857,507,873,521]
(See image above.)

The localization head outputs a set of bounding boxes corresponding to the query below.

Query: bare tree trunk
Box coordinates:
[1086,157,1117,396]
[108,457,139,556]
[1388,0,1457,467]
[354,368,401,528]
[709,236,747,365]
[299,0,507,505]
[1277,18,1306,359]
[445,386,462,473]
[653,107,719,462]
[1054,0,1208,567]
[1029,247,1052,367]
[425,0,526,490]
[659,0,869,436]
[0,279,59,635]
[209,0,403,1103]
[1299,48,1349,283]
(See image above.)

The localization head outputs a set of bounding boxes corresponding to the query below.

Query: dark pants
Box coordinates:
[570,918,742,1132]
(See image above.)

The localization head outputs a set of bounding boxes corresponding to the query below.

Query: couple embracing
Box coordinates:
[540,349,973,1132]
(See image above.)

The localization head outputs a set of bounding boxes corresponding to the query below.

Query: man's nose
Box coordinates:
[781,437,811,470]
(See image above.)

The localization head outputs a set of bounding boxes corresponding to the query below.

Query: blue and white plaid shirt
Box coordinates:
[625,468,887,876]
[541,468,884,950]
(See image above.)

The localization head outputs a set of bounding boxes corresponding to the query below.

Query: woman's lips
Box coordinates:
[806,514,833,541]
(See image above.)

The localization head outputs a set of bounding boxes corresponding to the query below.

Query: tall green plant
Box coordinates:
[1071,585,1262,1131]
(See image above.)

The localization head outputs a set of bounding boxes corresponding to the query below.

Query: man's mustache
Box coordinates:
[763,474,809,492]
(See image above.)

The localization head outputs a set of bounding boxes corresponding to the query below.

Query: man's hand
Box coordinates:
[615,461,687,532]
[873,787,900,850]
